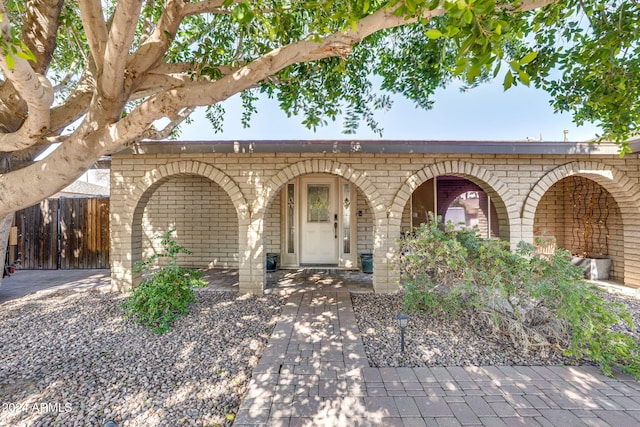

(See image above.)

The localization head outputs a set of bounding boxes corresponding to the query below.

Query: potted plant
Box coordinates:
[570,222,611,280]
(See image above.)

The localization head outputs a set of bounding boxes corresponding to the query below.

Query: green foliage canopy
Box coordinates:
[0,0,638,215]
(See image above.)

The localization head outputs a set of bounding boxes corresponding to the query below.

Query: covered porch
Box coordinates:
[109,140,640,293]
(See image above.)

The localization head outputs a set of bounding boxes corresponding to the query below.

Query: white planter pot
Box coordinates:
[571,257,612,280]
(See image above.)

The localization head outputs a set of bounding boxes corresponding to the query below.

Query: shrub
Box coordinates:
[399,214,640,378]
[400,216,470,314]
[121,229,208,334]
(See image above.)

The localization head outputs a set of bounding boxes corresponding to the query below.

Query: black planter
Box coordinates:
[266,253,280,272]
[360,253,373,274]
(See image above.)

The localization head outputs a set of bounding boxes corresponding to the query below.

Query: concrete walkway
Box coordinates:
[0,269,111,303]
[234,289,640,427]
[0,268,373,303]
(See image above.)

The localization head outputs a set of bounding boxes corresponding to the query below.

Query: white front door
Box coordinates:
[300,177,338,264]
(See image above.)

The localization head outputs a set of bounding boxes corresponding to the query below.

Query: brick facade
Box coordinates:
[142,175,238,267]
[110,143,640,293]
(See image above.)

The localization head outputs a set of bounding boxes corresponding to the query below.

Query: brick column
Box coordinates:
[110,207,144,291]
[373,216,402,294]
[510,217,525,252]
[623,222,640,288]
[238,216,266,294]
[109,165,136,291]
[109,229,133,291]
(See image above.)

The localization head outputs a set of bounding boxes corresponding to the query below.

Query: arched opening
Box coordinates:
[264,173,374,270]
[534,176,623,281]
[134,174,239,271]
[402,176,502,239]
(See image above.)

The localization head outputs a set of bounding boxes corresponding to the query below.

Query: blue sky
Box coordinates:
[178,78,601,143]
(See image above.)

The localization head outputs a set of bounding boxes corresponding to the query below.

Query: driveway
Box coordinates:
[0,269,110,304]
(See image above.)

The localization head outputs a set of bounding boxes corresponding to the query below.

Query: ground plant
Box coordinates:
[399,214,640,378]
[121,229,208,334]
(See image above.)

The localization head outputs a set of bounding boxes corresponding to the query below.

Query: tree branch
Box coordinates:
[101,0,144,100]
[111,0,559,143]
[512,0,559,12]
[182,0,240,16]
[0,0,566,217]
[137,62,238,88]
[124,0,185,95]
[0,0,61,138]
[49,69,96,134]
[0,2,54,152]
[78,0,108,71]
[131,74,191,99]
[21,0,64,74]
[135,106,196,142]
[0,126,107,215]
[53,58,82,94]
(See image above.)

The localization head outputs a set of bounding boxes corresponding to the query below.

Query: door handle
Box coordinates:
[334,222,338,239]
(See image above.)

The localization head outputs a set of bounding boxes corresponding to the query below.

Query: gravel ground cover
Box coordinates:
[2,278,639,427]
[352,288,640,369]
[0,288,283,427]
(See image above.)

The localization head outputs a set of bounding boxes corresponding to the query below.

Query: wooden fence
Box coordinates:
[14,197,109,269]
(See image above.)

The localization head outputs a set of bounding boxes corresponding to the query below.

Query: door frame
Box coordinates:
[279,175,357,268]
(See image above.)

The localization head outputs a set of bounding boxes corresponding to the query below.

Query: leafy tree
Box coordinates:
[0,0,638,277]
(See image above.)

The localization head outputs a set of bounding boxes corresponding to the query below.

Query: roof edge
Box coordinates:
[116,139,630,156]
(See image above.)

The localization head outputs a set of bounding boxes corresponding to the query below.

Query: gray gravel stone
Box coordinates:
[2,280,637,426]
[0,288,283,427]
[351,287,640,369]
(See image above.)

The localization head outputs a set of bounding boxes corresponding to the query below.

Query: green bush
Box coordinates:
[399,214,640,378]
[400,217,470,314]
[121,229,208,334]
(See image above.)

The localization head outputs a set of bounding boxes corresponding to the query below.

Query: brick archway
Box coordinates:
[128,160,248,219]
[522,161,640,286]
[111,160,248,290]
[391,160,519,244]
[522,161,639,225]
[258,159,385,221]
[254,159,394,292]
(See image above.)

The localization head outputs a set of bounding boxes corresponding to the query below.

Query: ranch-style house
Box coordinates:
[109,139,640,294]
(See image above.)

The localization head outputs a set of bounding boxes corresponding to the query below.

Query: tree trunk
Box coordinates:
[0,213,11,288]
[0,153,12,288]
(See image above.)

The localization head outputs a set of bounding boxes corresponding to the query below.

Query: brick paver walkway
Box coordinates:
[234,289,640,427]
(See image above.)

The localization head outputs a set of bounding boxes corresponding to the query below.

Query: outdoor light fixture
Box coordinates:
[397,313,410,352]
